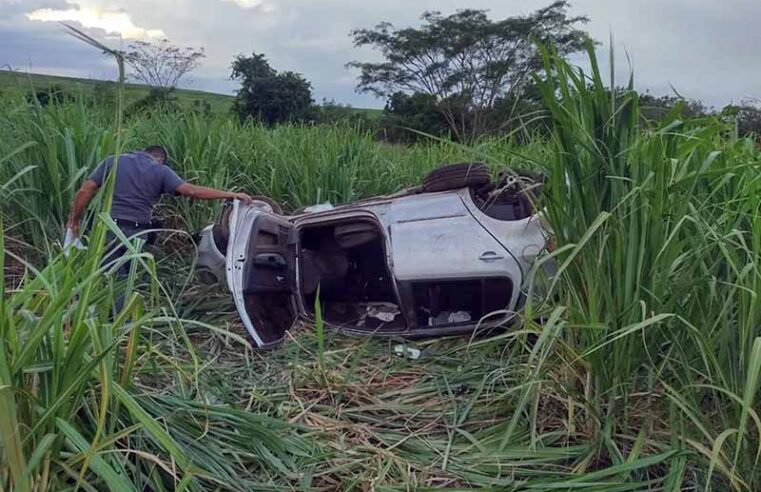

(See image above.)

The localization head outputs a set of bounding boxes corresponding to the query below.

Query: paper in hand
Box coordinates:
[63,227,86,256]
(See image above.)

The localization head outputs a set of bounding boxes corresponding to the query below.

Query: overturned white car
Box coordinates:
[196,163,547,348]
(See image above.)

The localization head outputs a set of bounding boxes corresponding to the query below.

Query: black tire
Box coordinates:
[422,162,491,193]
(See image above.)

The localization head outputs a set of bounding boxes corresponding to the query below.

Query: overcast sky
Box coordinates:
[1,0,759,109]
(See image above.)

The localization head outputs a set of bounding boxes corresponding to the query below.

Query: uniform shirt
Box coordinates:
[89,151,185,224]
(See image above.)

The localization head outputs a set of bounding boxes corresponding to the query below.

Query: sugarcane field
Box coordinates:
[1,1,761,490]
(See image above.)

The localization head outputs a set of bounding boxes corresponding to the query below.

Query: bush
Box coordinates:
[639,93,710,121]
[378,91,450,143]
[377,89,550,143]
[190,98,213,117]
[25,85,73,107]
[127,88,181,117]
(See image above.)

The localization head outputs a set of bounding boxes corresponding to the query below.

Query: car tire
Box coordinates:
[422,162,491,193]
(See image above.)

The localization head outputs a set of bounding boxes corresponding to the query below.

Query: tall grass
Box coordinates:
[0,95,549,250]
[1,183,316,490]
[0,97,116,251]
[525,43,761,489]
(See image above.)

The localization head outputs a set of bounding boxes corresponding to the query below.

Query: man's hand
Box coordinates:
[176,183,255,205]
[232,192,254,205]
[68,179,99,237]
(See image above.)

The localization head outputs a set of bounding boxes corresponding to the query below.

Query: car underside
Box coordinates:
[196,163,547,348]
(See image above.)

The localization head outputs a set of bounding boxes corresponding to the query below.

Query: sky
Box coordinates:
[1,0,759,109]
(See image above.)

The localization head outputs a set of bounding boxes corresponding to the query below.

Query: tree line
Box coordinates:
[232,0,592,141]
[21,1,761,143]
[225,0,761,143]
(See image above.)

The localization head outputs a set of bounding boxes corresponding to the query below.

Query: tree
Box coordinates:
[125,39,205,90]
[347,1,591,141]
[639,93,710,122]
[380,91,450,142]
[312,99,367,126]
[230,53,313,124]
[722,101,761,141]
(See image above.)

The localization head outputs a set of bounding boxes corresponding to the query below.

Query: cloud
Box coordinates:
[0,24,117,81]
[4,0,761,109]
[26,5,164,39]
[222,0,274,12]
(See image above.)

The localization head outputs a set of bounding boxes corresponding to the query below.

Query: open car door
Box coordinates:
[226,200,297,348]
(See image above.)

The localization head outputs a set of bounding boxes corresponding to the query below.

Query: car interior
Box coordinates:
[299,219,407,332]
[298,219,515,334]
[396,278,513,331]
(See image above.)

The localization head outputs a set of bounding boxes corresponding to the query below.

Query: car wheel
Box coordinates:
[422,162,491,193]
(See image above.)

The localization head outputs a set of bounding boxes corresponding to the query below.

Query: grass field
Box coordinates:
[1,46,760,491]
[0,69,236,114]
[0,69,384,118]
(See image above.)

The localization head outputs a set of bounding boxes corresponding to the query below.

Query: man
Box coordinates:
[68,145,253,274]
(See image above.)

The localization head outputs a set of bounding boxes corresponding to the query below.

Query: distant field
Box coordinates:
[0,69,383,117]
[0,69,235,113]
[346,106,383,117]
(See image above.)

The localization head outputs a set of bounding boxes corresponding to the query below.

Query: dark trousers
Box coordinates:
[104,223,147,314]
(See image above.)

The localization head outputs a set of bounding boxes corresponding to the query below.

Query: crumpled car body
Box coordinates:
[196,169,547,349]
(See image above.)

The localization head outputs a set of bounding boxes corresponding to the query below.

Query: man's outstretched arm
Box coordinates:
[175,183,253,204]
[67,179,99,235]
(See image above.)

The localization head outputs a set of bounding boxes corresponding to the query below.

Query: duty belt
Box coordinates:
[114,218,153,229]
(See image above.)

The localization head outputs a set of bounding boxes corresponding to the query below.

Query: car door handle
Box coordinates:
[253,253,287,269]
[479,251,504,262]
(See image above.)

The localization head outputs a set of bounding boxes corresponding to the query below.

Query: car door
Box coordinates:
[388,192,523,310]
[226,200,297,348]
